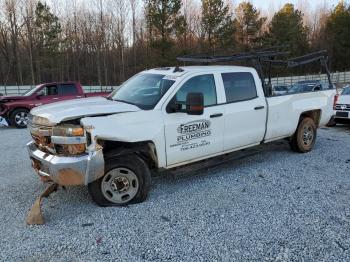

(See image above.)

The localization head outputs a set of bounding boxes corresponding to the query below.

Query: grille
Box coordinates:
[28,117,54,153]
[335,104,350,111]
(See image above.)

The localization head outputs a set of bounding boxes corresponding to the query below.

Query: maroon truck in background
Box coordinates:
[0,82,111,128]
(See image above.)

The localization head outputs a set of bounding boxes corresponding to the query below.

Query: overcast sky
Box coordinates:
[234,0,345,10]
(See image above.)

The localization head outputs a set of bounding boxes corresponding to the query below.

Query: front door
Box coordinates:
[35,85,60,106]
[164,74,225,166]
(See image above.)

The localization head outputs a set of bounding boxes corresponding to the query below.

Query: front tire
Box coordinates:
[88,154,151,206]
[10,108,29,128]
[290,117,317,153]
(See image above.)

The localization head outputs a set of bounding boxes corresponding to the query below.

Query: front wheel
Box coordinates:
[290,117,317,153]
[10,108,29,128]
[88,154,151,206]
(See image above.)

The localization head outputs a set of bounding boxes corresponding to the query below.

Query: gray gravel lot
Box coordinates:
[0,125,350,261]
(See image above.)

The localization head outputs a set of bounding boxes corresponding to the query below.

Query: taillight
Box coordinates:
[333,94,339,110]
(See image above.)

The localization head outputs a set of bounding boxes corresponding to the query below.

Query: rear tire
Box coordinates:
[290,117,317,153]
[10,108,29,128]
[88,154,151,207]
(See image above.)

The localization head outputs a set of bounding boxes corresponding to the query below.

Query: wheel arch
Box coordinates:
[8,106,30,118]
[98,139,159,170]
[299,109,322,127]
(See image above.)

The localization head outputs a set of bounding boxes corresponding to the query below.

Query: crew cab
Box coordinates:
[333,85,350,124]
[0,82,110,128]
[27,66,335,206]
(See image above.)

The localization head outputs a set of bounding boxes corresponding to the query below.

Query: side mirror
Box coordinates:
[36,89,45,97]
[186,92,204,115]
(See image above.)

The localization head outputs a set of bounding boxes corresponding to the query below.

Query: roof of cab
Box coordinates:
[145,65,255,77]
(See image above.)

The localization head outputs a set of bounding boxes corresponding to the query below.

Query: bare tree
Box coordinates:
[5,0,23,85]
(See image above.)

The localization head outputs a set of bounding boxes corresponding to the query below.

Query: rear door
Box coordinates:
[163,73,225,166]
[58,83,80,101]
[220,72,267,151]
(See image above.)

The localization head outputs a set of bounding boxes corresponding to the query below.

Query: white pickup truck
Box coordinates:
[333,85,350,123]
[27,65,335,206]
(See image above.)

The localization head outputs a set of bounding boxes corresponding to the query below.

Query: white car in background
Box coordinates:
[273,85,290,95]
[334,85,350,124]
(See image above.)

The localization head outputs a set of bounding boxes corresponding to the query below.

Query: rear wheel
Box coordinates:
[88,154,151,206]
[10,108,29,128]
[290,117,317,153]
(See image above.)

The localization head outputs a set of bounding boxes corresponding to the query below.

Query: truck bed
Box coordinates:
[264,89,336,142]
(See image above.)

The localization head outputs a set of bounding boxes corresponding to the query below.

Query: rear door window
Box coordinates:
[221,72,257,103]
[58,84,78,95]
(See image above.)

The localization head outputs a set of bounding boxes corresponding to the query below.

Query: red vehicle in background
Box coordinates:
[0,82,111,128]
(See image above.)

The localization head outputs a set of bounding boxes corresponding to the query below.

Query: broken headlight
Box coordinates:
[52,126,84,137]
[51,125,86,155]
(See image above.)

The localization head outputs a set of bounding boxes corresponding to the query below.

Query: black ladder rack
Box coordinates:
[176,49,332,97]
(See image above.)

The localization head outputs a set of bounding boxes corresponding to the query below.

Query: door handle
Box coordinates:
[210,113,223,118]
[53,98,59,100]
[254,106,265,110]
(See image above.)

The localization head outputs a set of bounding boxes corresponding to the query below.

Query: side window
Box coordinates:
[175,74,217,107]
[221,72,257,103]
[44,85,58,96]
[58,84,78,95]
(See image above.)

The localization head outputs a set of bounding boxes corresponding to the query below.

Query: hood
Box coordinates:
[30,96,140,124]
[338,94,350,105]
[0,95,26,102]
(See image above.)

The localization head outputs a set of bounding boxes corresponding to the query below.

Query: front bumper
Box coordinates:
[334,110,350,120]
[27,141,104,186]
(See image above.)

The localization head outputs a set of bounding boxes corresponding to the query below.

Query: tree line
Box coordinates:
[0,0,349,86]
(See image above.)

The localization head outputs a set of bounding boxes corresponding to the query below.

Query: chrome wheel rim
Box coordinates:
[101,168,139,204]
[302,125,314,146]
[15,111,28,127]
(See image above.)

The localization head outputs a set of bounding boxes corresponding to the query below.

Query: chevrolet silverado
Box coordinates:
[26,62,336,206]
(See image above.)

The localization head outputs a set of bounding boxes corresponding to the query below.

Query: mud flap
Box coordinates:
[26,183,59,225]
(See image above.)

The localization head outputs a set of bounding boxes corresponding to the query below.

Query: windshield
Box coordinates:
[288,83,302,93]
[288,82,319,93]
[275,86,288,91]
[111,73,175,110]
[23,86,40,96]
[342,87,350,95]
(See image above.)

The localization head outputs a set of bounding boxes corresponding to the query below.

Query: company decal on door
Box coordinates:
[170,120,211,151]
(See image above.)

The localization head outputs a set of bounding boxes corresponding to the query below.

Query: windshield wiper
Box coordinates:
[113,99,140,108]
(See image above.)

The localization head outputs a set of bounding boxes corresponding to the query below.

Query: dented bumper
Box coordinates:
[27,141,104,186]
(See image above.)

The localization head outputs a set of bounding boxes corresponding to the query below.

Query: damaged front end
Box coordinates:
[26,115,105,225]
[27,115,105,186]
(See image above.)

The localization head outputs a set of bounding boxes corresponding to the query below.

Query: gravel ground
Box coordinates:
[0,125,350,261]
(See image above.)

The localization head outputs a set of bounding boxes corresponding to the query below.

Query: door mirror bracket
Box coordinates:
[166,99,182,113]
